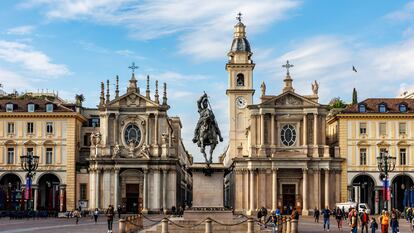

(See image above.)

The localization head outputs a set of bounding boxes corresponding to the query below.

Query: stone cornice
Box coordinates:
[0,112,87,122]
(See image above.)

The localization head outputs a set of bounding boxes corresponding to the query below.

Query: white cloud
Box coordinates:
[0,68,31,90]
[385,1,414,22]
[21,0,301,60]
[6,25,36,35]
[0,40,70,77]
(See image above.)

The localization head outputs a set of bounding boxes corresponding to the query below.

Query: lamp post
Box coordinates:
[377,150,396,211]
[20,152,39,210]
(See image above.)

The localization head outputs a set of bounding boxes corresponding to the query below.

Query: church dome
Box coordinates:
[230,37,251,53]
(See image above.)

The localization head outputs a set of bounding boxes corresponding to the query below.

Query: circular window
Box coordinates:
[124,124,142,145]
[281,124,296,146]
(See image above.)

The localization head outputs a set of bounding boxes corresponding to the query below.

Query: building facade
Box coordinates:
[223,19,342,216]
[0,92,85,212]
[327,98,414,214]
[82,73,192,213]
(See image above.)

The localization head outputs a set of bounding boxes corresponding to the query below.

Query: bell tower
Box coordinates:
[226,13,255,159]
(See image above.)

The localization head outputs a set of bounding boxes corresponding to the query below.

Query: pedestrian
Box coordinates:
[265,214,278,233]
[360,209,370,233]
[93,208,99,224]
[106,205,115,233]
[314,207,320,223]
[390,211,399,233]
[178,205,184,217]
[342,206,346,220]
[350,209,358,233]
[291,207,299,221]
[378,210,390,233]
[322,206,331,232]
[117,205,122,219]
[275,207,281,217]
[370,217,378,233]
[73,209,80,224]
[335,207,343,231]
[260,206,268,223]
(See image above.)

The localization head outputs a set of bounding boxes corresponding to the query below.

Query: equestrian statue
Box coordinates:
[192,93,223,164]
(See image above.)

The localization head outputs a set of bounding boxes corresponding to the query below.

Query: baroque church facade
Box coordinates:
[77,71,193,213]
[223,19,343,215]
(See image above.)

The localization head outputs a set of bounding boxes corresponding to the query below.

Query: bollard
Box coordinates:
[282,218,287,233]
[247,218,254,233]
[118,219,126,233]
[286,219,291,233]
[291,219,298,233]
[205,218,212,233]
[161,218,169,233]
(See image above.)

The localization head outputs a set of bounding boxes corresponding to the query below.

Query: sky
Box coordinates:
[1,0,414,161]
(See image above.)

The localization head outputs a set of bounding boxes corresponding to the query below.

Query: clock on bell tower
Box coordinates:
[226,13,255,159]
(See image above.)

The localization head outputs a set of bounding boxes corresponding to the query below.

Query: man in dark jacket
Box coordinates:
[106,205,115,233]
[322,206,331,232]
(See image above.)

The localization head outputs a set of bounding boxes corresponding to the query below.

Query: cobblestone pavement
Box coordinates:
[0,215,164,233]
[0,215,411,233]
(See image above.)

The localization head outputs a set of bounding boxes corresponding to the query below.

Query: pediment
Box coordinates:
[106,92,159,108]
[261,91,319,107]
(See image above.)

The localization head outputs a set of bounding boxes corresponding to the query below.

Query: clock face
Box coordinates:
[236,96,247,109]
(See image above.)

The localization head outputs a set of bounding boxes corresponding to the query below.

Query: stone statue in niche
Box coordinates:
[112,144,120,159]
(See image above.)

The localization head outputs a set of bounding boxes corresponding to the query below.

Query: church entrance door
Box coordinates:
[126,184,139,213]
[282,184,296,214]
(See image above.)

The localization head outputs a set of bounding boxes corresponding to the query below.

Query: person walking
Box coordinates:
[350,209,358,233]
[335,207,343,231]
[378,210,390,233]
[390,212,399,233]
[93,208,99,224]
[73,209,80,224]
[117,205,122,219]
[322,206,331,231]
[265,214,278,233]
[360,209,370,233]
[314,207,320,223]
[106,205,115,233]
[370,217,378,233]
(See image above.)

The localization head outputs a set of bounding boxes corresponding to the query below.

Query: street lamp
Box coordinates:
[376,150,396,211]
[20,152,39,210]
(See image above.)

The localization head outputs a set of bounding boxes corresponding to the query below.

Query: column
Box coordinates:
[272,168,278,211]
[244,170,249,210]
[302,169,308,215]
[271,114,275,146]
[59,186,66,212]
[146,116,149,145]
[154,114,159,145]
[89,170,95,209]
[321,118,326,145]
[260,114,265,146]
[249,170,255,213]
[302,114,307,146]
[154,170,161,210]
[234,170,243,212]
[143,169,148,212]
[314,169,321,210]
[375,189,379,214]
[335,171,341,203]
[95,169,100,209]
[33,186,38,211]
[114,113,119,144]
[313,113,318,146]
[113,168,119,209]
[162,169,168,211]
[324,169,330,208]
[103,169,111,207]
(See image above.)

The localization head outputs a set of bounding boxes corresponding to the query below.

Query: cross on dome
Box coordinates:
[236,12,242,22]
[128,62,139,74]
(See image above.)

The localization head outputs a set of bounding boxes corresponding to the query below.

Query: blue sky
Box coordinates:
[1,0,414,161]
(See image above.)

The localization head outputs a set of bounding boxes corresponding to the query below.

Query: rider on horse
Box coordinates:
[193,93,223,145]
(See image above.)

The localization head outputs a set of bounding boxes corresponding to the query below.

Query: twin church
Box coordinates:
[0,17,342,215]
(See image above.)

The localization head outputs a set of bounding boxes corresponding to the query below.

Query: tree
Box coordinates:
[328,97,347,110]
[352,88,358,105]
[75,94,85,107]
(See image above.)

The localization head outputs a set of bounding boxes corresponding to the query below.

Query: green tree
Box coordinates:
[352,88,358,105]
[328,97,347,110]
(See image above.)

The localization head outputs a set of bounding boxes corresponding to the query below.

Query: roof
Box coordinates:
[342,98,414,114]
[230,37,251,53]
[0,98,75,112]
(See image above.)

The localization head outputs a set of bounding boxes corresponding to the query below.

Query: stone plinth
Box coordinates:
[184,163,232,220]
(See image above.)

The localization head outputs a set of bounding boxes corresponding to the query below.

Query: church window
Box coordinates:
[124,123,142,145]
[280,124,296,146]
[236,73,244,86]
[359,148,367,165]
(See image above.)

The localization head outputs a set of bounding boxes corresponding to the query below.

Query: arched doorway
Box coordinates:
[0,174,22,210]
[37,174,60,211]
[352,175,375,211]
[392,174,413,212]
[120,169,143,213]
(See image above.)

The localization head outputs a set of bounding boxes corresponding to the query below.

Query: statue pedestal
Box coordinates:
[184,163,232,220]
